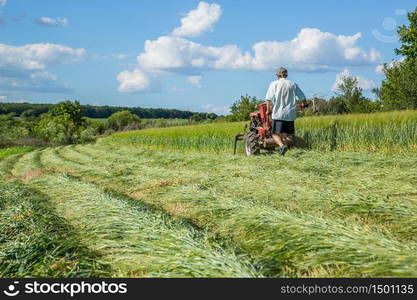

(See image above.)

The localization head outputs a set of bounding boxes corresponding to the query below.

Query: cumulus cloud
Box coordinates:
[332,69,376,92]
[35,17,68,27]
[138,29,380,74]
[0,42,85,94]
[172,2,221,38]
[187,75,202,88]
[0,43,85,72]
[202,104,229,115]
[118,2,381,93]
[117,69,151,93]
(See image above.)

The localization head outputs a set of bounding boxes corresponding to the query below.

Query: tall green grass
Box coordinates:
[101,110,417,154]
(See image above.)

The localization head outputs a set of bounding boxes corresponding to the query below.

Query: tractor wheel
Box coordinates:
[244,131,260,156]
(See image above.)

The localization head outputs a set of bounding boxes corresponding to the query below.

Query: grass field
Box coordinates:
[102,110,417,154]
[1,133,417,277]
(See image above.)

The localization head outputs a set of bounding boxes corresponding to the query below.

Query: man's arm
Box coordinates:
[265,83,274,114]
[295,83,306,101]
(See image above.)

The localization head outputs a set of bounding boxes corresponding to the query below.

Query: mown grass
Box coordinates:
[101,110,417,154]
[23,144,417,277]
[0,146,36,161]
[0,181,110,277]
[7,148,261,278]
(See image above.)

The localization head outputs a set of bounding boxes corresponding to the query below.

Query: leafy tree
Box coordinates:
[229,95,261,121]
[395,7,417,59]
[327,96,349,115]
[50,100,84,127]
[106,110,141,132]
[34,100,85,144]
[380,58,417,110]
[381,7,417,110]
[190,113,203,122]
[331,76,375,114]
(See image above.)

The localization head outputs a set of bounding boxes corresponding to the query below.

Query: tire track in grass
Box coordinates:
[71,144,417,244]
[32,147,262,277]
[47,145,417,277]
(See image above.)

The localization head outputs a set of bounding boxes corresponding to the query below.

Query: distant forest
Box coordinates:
[0,102,218,120]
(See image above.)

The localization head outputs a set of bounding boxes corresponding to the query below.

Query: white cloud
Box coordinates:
[138,29,380,74]
[202,104,229,115]
[0,43,85,71]
[0,95,7,101]
[117,69,151,93]
[172,2,221,38]
[118,2,381,93]
[375,64,384,75]
[375,57,405,75]
[0,43,84,94]
[0,0,6,8]
[187,75,202,88]
[36,17,68,27]
[112,53,131,60]
[332,69,376,92]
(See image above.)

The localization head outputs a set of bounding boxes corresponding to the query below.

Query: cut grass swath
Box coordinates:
[0,181,110,278]
[31,144,417,277]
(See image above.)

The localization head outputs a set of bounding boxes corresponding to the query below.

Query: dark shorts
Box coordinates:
[272,119,295,135]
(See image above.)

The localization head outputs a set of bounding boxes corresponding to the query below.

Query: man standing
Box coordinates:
[266,67,306,156]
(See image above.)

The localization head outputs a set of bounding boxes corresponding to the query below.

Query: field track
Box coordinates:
[1,143,417,277]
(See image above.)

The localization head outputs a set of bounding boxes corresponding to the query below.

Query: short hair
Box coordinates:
[276,67,288,76]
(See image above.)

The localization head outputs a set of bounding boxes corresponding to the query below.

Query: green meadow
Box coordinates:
[1,111,417,277]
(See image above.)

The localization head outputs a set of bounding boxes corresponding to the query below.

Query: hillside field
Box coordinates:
[1,111,417,278]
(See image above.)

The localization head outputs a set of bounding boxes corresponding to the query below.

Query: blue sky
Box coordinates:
[0,0,414,114]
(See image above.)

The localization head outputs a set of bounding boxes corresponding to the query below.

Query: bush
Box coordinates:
[106,110,141,132]
[229,95,261,121]
[34,101,85,145]
[80,128,96,144]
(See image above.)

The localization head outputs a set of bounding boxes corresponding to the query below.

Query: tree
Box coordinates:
[229,95,262,121]
[34,100,86,144]
[380,59,417,110]
[381,7,417,110]
[331,76,375,114]
[395,7,417,59]
[50,100,84,127]
[106,110,141,131]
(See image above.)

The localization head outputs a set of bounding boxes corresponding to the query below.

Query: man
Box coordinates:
[265,67,306,156]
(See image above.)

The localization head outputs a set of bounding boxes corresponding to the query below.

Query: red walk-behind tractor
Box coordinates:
[233,102,307,156]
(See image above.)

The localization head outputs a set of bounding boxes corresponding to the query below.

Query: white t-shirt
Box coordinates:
[265,78,306,121]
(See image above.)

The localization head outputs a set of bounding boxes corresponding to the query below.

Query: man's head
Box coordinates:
[276,67,288,79]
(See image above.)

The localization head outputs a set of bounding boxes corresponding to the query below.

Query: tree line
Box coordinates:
[0,102,218,120]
